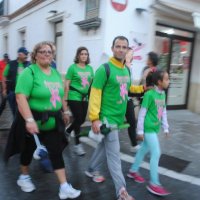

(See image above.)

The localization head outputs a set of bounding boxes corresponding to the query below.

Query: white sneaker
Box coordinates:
[59,184,81,199]
[130,145,141,153]
[17,175,36,192]
[74,144,86,156]
[71,131,75,138]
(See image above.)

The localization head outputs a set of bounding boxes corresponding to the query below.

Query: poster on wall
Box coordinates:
[129,31,147,63]
[111,0,128,12]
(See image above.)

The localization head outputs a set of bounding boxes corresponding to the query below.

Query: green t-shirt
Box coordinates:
[92,62,131,125]
[3,62,25,81]
[65,64,94,101]
[15,64,64,131]
[141,89,166,133]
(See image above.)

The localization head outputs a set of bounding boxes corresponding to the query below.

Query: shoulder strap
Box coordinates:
[125,65,131,76]
[103,63,110,80]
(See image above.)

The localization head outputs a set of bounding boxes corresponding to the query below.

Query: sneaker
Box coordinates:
[118,187,135,200]
[127,171,145,183]
[59,184,81,199]
[73,144,86,156]
[17,175,36,192]
[85,171,105,183]
[65,123,71,141]
[147,183,171,196]
[130,145,140,153]
[71,131,75,138]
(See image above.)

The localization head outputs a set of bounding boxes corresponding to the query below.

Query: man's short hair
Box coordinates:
[112,36,129,47]
[3,53,9,58]
[148,52,158,66]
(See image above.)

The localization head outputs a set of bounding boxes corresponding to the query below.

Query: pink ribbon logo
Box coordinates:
[157,106,163,120]
[81,77,89,87]
[120,83,128,100]
[50,88,61,108]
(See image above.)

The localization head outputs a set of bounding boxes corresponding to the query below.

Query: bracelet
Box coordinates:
[64,110,71,115]
[25,117,35,123]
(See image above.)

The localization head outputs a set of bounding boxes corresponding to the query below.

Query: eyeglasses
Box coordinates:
[37,50,53,55]
[80,53,88,56]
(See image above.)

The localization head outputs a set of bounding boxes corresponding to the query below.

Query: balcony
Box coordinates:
[74,17,101,31]
[0,16,9,26]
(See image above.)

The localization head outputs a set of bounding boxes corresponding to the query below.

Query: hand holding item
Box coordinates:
[92,120,102,133]
[25,118,39,134]
[137,134,144,141]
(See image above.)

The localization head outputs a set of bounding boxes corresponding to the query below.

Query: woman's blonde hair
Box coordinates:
[31,41,56,64]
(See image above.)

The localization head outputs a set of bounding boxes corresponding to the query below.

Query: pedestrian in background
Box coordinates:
[64,46,94,156]
[0,53,10,116]
[4,41,81,199]
[2,47,30,116]
[124,48,140,152]
[140,51,158,87]
[127,70,171,196]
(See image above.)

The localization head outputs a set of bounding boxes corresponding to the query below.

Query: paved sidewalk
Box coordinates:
[0,109,200,199]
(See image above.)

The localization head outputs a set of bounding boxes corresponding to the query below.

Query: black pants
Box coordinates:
[20,130,65,170]
[67,100,88,145]
[125,99,137,147]
[0,95,7,116]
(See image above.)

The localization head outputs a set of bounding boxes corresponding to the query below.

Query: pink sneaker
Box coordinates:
[85,171,105,183]
[127,171,145,183]
[118,187,135,200]
[147,184,171,196]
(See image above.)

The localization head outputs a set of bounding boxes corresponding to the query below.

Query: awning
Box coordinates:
[151,0,200,29]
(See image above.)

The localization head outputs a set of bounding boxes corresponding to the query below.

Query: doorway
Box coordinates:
[55,21,63,73]
[155,24,195,109]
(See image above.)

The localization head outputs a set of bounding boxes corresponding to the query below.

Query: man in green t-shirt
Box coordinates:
[85,36,136,200]
[2,47,30,116]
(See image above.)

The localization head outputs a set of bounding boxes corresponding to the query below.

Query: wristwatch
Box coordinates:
[25,117,35,123]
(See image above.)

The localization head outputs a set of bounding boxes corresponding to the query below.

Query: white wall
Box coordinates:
[0,0,58,60]
[103,0,154,81]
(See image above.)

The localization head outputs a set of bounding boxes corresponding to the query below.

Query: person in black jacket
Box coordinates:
[2,47,30,116]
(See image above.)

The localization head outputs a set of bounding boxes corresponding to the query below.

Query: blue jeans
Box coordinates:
[7,91,17,117]
[130,133,161,185]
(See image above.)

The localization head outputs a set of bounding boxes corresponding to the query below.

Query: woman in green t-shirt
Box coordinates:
[64,47,94,156]
[4,41,81,199]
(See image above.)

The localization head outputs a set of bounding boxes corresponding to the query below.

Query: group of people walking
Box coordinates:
[1,35,171,200]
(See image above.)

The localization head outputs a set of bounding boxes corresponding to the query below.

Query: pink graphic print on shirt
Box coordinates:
[120,83,128,100]
[50,88,61,108]
[81,77,89,87]
[157,106,163,121]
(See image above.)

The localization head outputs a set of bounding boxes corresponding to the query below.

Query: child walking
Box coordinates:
[127,70,171,196]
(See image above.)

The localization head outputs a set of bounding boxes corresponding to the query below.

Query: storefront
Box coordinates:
[154,24,195,109]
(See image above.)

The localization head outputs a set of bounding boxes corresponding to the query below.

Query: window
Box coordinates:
[18,28,26,47]
[75,0,101,31]
[86,0,99,19]
[3,34,8,53]
[0,0,4,16]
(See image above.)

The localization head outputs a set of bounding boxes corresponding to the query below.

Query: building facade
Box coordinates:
[0,0,200,113]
